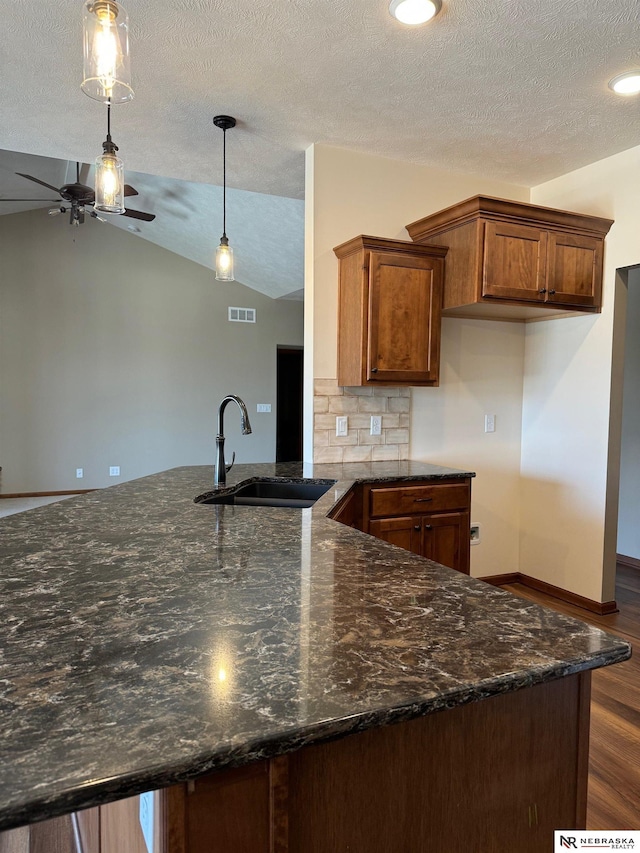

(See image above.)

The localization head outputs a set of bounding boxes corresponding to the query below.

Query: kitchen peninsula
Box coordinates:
[0,463,630,852]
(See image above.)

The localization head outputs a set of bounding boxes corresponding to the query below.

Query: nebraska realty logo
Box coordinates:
[554,831,639,850]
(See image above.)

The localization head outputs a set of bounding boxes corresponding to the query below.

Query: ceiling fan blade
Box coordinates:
[124,184,139,197]
[123,208,155,222]
[0,198,61,202]
[16,173,61,193]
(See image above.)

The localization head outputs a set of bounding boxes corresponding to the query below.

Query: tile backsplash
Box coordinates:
[314,379,410,463]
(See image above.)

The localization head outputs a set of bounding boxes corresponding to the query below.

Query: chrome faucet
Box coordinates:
[214,395,252,488]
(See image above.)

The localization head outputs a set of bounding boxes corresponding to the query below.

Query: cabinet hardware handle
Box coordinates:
[414,525,421,531]
[370,367,378,374]
[538,288,547,294]
[548,289,556,295]
[414,498,432,502]
[424,524,433,530]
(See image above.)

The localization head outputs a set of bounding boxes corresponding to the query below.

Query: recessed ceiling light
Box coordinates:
[389,0,441,25]
[608,71,640,96]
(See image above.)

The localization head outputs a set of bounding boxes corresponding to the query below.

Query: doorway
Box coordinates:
[614,266,640,577]
[276,347,303,463]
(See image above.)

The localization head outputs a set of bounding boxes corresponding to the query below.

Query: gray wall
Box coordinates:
[0,209,304,492]
[617,268,640,560]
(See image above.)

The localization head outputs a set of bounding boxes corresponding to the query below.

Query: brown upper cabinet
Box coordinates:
[333,236,447,386]
[406,196,614,321]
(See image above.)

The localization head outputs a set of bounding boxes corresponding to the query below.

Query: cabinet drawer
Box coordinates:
[369,482,469,518]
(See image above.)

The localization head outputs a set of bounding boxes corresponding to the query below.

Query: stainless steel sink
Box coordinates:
[195,478,336,509]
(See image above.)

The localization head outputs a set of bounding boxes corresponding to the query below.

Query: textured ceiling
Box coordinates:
[1,0,640,199]
[0,149,304,298]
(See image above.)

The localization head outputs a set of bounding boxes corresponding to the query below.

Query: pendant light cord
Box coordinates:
[222,127,227,239]
[107,101,112,143]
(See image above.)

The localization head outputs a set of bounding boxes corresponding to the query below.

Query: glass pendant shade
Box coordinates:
[82,0,133,103]
[94,151,125,213]
[215,238,234,281]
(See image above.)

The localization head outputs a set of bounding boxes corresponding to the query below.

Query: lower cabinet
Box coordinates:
[64,673,589,853]
[369,509,470,572]
[364,478,472,574]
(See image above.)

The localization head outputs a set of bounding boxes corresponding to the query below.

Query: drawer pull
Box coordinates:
[413,525,421,531]
[413,497,433,503]
[548,289,556,295]
[370,367,378,374]
[424,524,433,530]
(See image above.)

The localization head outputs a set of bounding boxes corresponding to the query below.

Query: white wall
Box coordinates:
[524,143,640,602]
[412,318,525,578]
[0,209,304,493]
[617,267,640,560]
[306,144,529,577]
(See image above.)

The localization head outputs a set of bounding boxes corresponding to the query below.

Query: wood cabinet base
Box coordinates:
[72,673,590,853]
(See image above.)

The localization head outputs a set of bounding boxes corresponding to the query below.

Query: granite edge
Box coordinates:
[0,640,630,832]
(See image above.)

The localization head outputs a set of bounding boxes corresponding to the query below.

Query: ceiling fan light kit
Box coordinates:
[82,0,133,104]
[389,0,441,26]
[213,115,236,282]
[8,163,154,227]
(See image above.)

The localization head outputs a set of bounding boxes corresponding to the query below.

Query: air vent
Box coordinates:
[228,307,256,323]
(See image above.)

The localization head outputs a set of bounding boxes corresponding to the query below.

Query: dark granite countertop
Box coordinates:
[0,462,630,831]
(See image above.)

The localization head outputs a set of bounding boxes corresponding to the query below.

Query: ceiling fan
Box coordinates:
[0,163,156,227]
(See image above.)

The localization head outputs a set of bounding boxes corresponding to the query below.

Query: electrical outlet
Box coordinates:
[109,466,120,477]
[484,414,496,433]
[470,523,482,545]
[76,468,84,479]
[256,403,271,413]
[370,415,382,436]
[336,416,348,437]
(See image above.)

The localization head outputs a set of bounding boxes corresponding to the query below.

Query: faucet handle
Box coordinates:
[225,451,236,474]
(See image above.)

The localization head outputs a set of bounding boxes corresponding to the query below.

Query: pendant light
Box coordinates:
[213,115,236,282]
[94,102,125,214]
[81,0,133,104]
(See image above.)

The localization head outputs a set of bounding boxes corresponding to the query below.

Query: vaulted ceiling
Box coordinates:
[0,149,304,299]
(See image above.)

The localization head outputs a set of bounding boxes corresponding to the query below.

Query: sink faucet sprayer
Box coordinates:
[215,395,252,488]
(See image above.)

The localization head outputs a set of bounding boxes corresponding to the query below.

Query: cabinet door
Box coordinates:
[368,516,423,555]
[482,221,547,303]
[546,232,603,308]
[367,251,441,384]
[423,511,470,574]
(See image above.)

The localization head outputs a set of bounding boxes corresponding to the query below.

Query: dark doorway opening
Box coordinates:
[276,347,303,463]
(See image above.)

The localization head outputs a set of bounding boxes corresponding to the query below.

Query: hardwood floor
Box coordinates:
[503,563,640,830]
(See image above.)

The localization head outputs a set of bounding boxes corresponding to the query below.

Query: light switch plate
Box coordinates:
[336,416,348,436]
[484,414,496,433]
[256,403,271,412]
